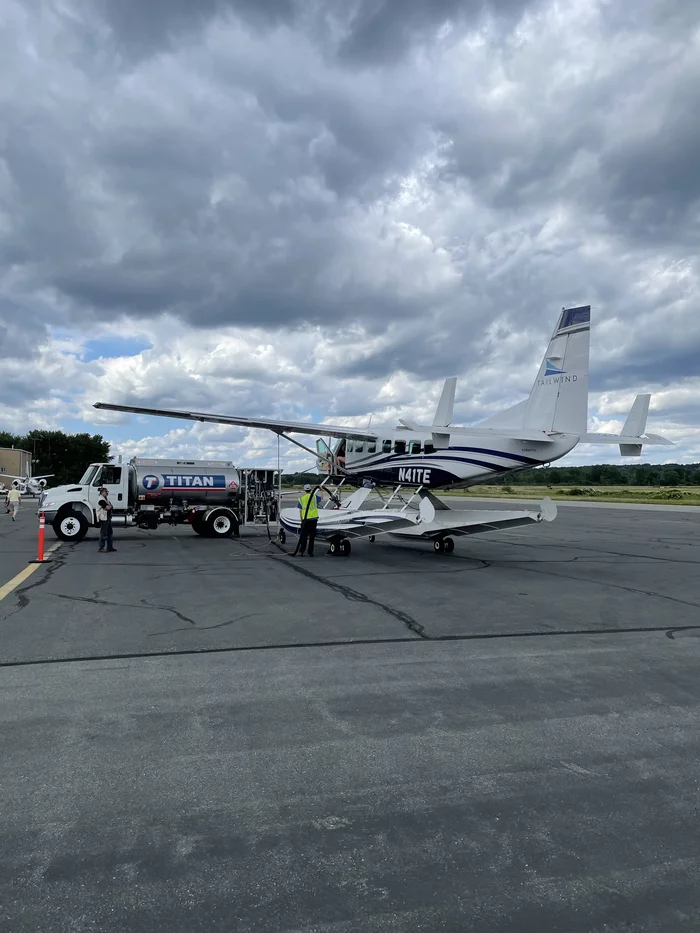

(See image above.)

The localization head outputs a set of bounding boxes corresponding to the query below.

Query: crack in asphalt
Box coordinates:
[49,593,198,627]
[1,547,68,620]
[148,612,260,638]
[1,623,700,667]
[274,556,429,639]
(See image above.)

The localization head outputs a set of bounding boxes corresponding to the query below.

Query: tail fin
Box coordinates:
[523,305,591,434]
[433,377,457,427]
[619,393,649,455]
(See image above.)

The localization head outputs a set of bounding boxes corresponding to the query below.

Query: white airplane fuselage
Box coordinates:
[326,430,579,490]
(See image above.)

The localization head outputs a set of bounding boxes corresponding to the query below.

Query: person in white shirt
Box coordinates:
[6,487,21,521]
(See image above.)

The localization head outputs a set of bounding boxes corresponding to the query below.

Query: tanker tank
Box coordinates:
[131,459,241,509]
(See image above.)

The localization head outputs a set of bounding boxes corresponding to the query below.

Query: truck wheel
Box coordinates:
[208,510,236,538]
[54,511,89,542]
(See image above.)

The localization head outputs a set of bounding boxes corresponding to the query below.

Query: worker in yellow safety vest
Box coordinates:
[293,484,323,557]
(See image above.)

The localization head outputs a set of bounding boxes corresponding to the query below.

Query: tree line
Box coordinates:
[0,430,111,487]
[493,462,700,486]
[281,465,700,487]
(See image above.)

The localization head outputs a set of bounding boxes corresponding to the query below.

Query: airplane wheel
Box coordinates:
[433,539,445,554]
[278,529,286,544]
[368,535,375,543]
[329,541,339,556]
[444,537,455,554]
[340,540,351,557]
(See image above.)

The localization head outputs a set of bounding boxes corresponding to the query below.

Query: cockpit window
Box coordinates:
[367,441,376,453]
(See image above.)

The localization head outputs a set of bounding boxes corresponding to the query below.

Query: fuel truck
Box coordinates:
[40,457,276,543]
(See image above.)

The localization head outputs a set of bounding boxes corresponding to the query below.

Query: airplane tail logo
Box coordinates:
[524,306,590,433]
[544,359,565,377]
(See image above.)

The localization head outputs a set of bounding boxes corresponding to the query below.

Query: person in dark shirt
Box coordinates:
[97,486,116,552]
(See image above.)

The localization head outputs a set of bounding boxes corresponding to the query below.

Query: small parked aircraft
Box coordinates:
[3,470,53,496]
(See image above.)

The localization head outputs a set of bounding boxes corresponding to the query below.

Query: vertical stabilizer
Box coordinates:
[619,393,650,455]
[434,377,457,427]
[622,394,650,436]
[522,306,591,434]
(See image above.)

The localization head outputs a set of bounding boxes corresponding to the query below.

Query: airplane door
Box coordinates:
[92,464,126,505]
[316,438,333,473]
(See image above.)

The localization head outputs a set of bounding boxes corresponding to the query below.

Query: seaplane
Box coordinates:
[95,306,673,556]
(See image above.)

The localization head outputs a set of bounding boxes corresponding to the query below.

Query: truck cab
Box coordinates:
[40,462,128,542]
[78,463,129,510]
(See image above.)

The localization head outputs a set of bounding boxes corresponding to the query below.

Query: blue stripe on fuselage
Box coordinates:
[348,446,541,470]
[449,446,540,465]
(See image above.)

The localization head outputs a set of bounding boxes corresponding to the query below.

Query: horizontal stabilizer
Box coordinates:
[581,433,674,446]
[447,425,559,442]
[398,419,424,431]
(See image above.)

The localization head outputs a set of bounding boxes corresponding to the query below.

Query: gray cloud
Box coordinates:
[343,0,552,66]
[0,0,699,456]
[91,0,299,61]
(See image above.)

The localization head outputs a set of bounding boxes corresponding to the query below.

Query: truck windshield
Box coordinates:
[79,466,98,485]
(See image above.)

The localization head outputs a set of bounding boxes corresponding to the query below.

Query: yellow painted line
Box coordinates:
[0,542,62,603]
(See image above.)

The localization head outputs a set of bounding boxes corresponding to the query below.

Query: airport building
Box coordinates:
[0,447,31,480]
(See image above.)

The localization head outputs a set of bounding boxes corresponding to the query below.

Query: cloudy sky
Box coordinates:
[1,0,698,472]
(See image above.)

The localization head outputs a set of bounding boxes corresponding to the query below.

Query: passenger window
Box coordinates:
[367,441,376,453]
[382,440,392,453]
[424,442,435,455]
[409,441,422,455]
[394,440,406,455]
[355,442,364,453]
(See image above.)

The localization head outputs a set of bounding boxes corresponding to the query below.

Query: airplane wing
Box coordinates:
[93,402,377,441]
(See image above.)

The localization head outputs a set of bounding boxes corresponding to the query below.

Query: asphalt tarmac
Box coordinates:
[2,503,700,931]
